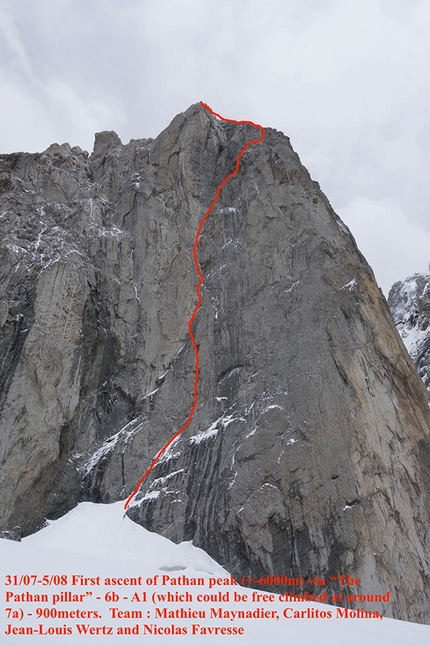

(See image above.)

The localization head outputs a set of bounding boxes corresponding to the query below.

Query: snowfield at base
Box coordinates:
[0,502,428,643]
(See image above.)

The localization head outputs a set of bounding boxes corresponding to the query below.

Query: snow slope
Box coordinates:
[1,502,429,643]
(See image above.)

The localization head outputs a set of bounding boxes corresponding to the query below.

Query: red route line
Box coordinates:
[124,102,264,510]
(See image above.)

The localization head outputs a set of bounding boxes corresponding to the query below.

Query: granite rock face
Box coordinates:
[389,272,430,402]
[1,104,430,622]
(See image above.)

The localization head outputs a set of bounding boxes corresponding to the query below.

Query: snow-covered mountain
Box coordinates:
[388,271,430,401]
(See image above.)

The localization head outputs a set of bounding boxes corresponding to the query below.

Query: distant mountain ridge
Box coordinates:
[388,271,430,402]
[1,103,430,622]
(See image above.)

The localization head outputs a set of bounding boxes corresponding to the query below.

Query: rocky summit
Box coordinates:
[1,103,430,623]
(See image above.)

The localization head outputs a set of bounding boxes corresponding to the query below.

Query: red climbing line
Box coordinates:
[124,102,264,510]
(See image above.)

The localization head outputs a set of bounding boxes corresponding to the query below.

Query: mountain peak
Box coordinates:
[1,105,430,623]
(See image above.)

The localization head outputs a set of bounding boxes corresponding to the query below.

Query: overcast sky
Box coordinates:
[1,0,429,294]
